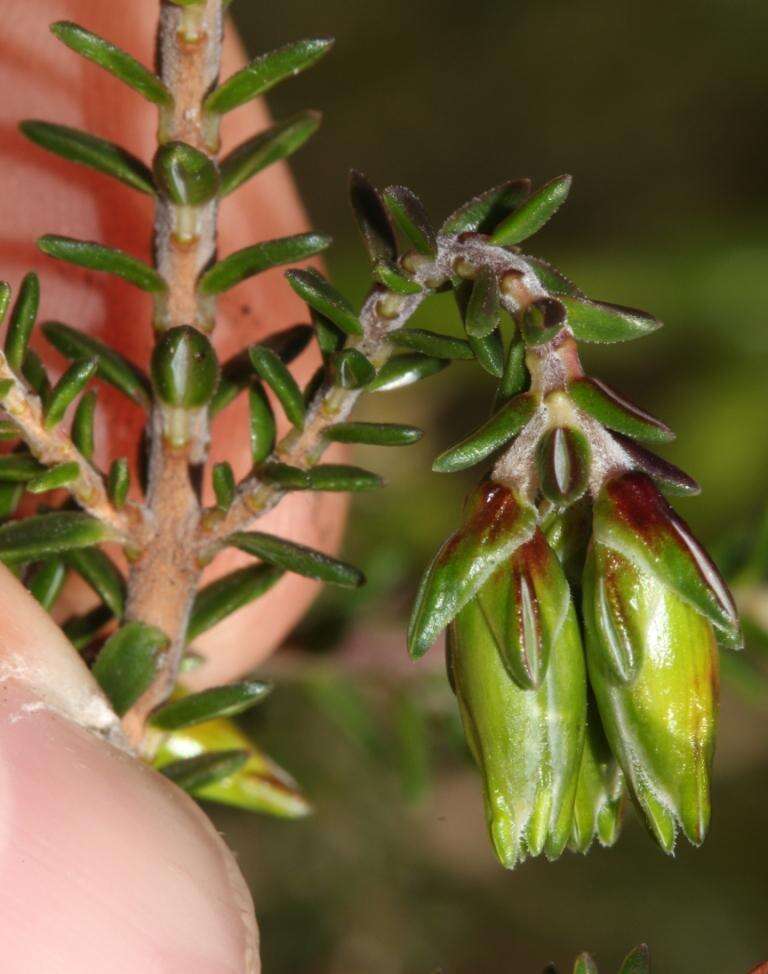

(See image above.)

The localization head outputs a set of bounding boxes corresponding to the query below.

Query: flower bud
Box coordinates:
[583,538,719,850]
[151,325,219,409]
[537,426,590,507]
[570,696,624,853]
[448,552,586,868]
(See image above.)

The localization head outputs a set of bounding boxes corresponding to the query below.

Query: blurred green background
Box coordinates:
[215,2,768,971]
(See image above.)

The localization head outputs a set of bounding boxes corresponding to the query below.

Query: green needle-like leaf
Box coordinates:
[330,348,375,389]
[71,389,97,460]
[188,564,283,640]
[497,336,528,404]
[212,461,236,511]
[27,461,80,493]
[523,256,583,298]
[43,359,97,428]
[92,621,168,716]
[27,558,67,612]
[258,462,310,490]
[432,392,535,472]
[561,295,661,343]
[4,272,39,373]
[161,750,249,792]
[349,170,397,265]
[372,260,422,295]
[204,38,333,116]
[366,353,448,391]
[468,331,504,377]
[285,269,362,336]
[0,483,23,520]
[389,328,473,360]
[304,464,384,491]
[490,174,572,245]
[230,531,365,587]
[151,681,272,730]
[0,455,45,482]
[42,321,151,407]
[383,185,437,255]
[220,110,321,196]
[38,237,167,293]
[107,457,130,509]
[249,345,305,430]
[465,266,501,338]
[0,282,10,323]
[568,377,673,443]
[51,21,172,106]
[65,546,126,618]
[0,512,109,564]
[248,382,277,464]
[442,178,531,236]
[22,349,50,398]
[198,232,329,296]
[20,120,154,194]
[212,324,312,416]
[323,422,423,446]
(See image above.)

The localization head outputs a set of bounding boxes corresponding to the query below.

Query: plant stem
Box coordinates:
[0,355,142,543]
[123,0,224,746]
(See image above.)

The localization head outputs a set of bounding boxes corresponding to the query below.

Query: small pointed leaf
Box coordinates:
[38,236,166,293]
[198,233,330,296]
[389,328,472,360]
[153,141,218,206]
[248,382,276,464]
[212,461,236,511]
[561,296,661,343]
[619,945,650,974]
[573,953,598,974]
[107,457,130,509]
[497,336,528,404]
[285,269,362,336]
[490,174,572,246]
[248,345,305,430]
[22,349,50,397]
[51,22,172,106]
[373,260,422,295]
[204,38,333,115]
[151,681,271,730]
[92,621,168,716]
[44,359,97,428]
[442,179,531,236]
[71,389,97,459]
[42,321,151,406]
[304,464,383,492]
[0,455,45,482]
[27,558,67,611]
[21,120,154,194]
[383,185,436,255]
[468,329,504,377]
[433,393,535,473]
[258,462,309,490]
[65,546,126,618]
[188,565,283,640]
[349,170,397,264]
[568,377,673,444]
[465,266,501,338]
[609,432,700,496]
[330,348,375,389]
[230,531,364,587]
[4,272,39,373]
[0,512,109,564]
[323,422,422,446]
[366,353,448,392]
[220,111,321,196]
[27,461,80,493]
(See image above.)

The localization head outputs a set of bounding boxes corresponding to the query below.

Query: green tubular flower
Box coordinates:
[448,532,586,868]
[583,470,730,850]
[570,694,624,854]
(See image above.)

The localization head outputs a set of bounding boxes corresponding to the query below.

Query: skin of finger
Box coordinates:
[0,565,259,973]
[0,0,348,684]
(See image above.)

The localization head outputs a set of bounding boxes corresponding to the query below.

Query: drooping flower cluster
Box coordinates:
[406,180,742,868]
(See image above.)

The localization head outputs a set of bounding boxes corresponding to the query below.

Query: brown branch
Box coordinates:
[123,0,225,745]
[0,354,143,543]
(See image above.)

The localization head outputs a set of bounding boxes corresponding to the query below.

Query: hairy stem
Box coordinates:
[123,0,224,744]
[0,355,142,542]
